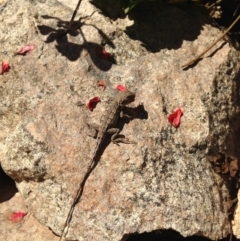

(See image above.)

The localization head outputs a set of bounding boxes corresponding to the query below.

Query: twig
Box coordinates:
[233,1,240,17]
[182,14,240,69]
[229,219,233,241]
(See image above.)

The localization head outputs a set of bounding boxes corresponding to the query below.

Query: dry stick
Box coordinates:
[229,219,233,241]
[182,14,240,69]
[205,2,216,10]
[233,1,240,17]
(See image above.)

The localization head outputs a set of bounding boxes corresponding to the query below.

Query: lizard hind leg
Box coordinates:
[107,128,135,145]
[86,122,99,138]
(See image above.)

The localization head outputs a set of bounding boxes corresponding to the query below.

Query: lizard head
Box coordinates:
[119,90,135,106]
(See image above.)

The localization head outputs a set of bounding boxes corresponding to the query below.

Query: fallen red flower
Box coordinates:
[10,211,27,222]
[86,97,101,111]
[97,48,112,60]
[1,61,10,75]
[116,84,127,92]
[167,108,183,128]
[17,44,36,55]
[97,80,106,90]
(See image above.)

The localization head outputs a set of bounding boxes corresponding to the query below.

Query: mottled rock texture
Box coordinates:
[233,190,240,238]
[0,167,59,241]
[0,0,240,240]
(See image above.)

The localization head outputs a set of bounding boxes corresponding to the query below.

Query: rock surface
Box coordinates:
[0,167,59,241]
[0,0,240,241]
[233,190,240,238]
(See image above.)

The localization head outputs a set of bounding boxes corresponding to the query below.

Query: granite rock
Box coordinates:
[0,0,240,240]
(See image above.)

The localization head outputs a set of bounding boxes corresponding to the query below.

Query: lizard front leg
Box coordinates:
[85,122,99,138]
[107,128,135,145]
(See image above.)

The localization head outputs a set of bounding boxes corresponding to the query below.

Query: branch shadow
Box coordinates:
[38,1,212,71]
[91,0,210,53]
[37,15,116,71]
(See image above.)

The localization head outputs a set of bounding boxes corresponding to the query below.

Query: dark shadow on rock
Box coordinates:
[124,229,209,241]
[90,0,126,19]
[124,228,240,241]
[0,165,18,203]
[90,0,210,53]
[209,0,240,32]
[123,104,148,121]
[37,15,116,71]
[124,1,210,53]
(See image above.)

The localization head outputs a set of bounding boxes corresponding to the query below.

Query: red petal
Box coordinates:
[86,97,101,111]
[17,44,36,55]
[10,211,27,222]
[97,48,112,60]
[167,108,183,128]
[1,61,10,74]
[97,80,106,90]
[116,85,127,92]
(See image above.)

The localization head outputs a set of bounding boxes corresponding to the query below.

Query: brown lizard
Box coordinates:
[59,88,136,240]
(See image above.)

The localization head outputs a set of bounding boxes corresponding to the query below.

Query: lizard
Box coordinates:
[59,88,136,241]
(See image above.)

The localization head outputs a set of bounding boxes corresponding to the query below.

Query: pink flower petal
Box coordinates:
[116,85,127,92]
[97,80,106,90]
[167,108,183,128]
[17,44,37,55]
[86,97,101,111]
[1,61,10,75]
[97,48,112,60]
[10,211,27,222]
